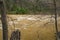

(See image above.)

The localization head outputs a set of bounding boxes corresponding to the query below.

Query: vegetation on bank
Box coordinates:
[1,0,56,14]
[0,0,60,15]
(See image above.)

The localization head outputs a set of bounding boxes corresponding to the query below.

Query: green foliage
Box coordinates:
[6,0,55,14]
[8,5,29,14]
[16,7,29,14]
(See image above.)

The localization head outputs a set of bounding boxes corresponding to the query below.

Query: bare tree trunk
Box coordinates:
[53,0,58,40]
[0,0,8,40]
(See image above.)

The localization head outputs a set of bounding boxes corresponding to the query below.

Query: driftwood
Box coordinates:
[10,30,21,40]
[57,32,60,38]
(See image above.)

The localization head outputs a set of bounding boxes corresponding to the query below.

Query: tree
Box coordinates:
[0,0,8,40]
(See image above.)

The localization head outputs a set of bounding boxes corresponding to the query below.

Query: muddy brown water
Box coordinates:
[0,15,60,40]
